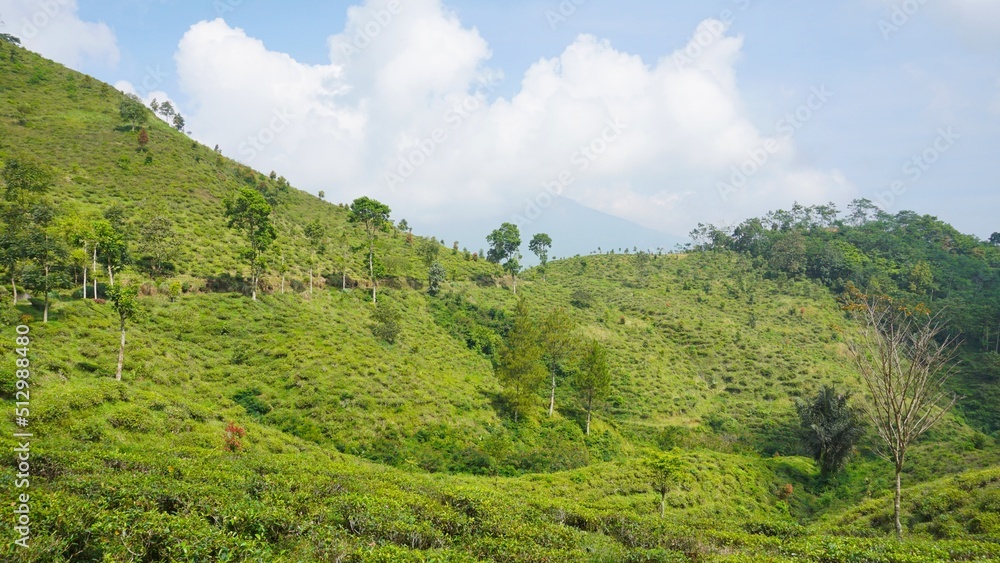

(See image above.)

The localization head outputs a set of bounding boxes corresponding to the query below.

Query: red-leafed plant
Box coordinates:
[224,421,246,452]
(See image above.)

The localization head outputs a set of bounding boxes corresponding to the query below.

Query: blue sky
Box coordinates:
[3,0,998,249]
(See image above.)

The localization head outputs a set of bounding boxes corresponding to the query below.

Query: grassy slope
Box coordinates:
[1,42,999,561]
[0,40,493,286]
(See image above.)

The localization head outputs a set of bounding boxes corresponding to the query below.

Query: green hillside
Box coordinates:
[1,40,1000,562]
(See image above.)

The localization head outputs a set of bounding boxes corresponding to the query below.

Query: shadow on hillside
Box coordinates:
[473,274,496,288]
[322,272,361,290]
[204,273,252,296]
[481,389,516,420]
[134,257,177,279]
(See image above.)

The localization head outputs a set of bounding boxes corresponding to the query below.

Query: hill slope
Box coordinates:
[2,41,1000,562]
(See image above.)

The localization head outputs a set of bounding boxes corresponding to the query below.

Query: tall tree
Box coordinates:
[575,340,612,435]
[172,114,186,132]
[540,307,575,417]
[93,219,128,287]
[796,385,864,479]
[60,212,94,299]
[224,187,276,301]
[108,283,140,381]
[335,232,352,291]
[844,291,960,539]
[348,196,391,303]
[157,101,176,119]
[529,233,552,280]
[1,156,52,304]
[487,222,522,293]
[303,219,326,295]
[497,298,545,422]
[118,93,147,131]
[136,212,175,279]
[24,203,67,322]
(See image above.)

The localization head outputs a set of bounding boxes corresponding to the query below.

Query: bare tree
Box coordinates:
[844,291,960,539]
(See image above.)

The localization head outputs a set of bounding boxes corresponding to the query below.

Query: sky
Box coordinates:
[1,0,998,252]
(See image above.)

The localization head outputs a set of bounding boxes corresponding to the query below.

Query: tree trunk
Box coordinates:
[660,490,666,518]
[342,270,346,291]
[107,263,114,287]
[43,265,49,323]
[92,246,98,299]
[310,268,313,295]
[82,243,88,299]
[11,271,16,306]
[513,274,517,294]
[894,466,903,539]
[586,396,593,436]
[369,243,376,304]
[116,321,126,381]
[548,370,556,417]
[252,271,258,301]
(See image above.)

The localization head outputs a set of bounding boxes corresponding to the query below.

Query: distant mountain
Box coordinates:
[424,197,683,265]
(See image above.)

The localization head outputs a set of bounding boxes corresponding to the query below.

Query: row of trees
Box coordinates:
[0,155,163,379]
[485,222,552,292]
[497,299,612,434]
[0,157,169,313]
[221,188,566,307]
[119,94,185,132]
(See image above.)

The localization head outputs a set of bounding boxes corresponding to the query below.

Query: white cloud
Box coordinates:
[0,0,119,67]
[173,0,854,237]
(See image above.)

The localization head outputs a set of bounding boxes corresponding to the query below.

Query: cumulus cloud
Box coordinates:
[0,0,119,67]
[173,0,853,236]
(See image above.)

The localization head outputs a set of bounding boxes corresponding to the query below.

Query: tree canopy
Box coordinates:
[224,187,276,301]
[349,196,391,303]
[487,222,522,292]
